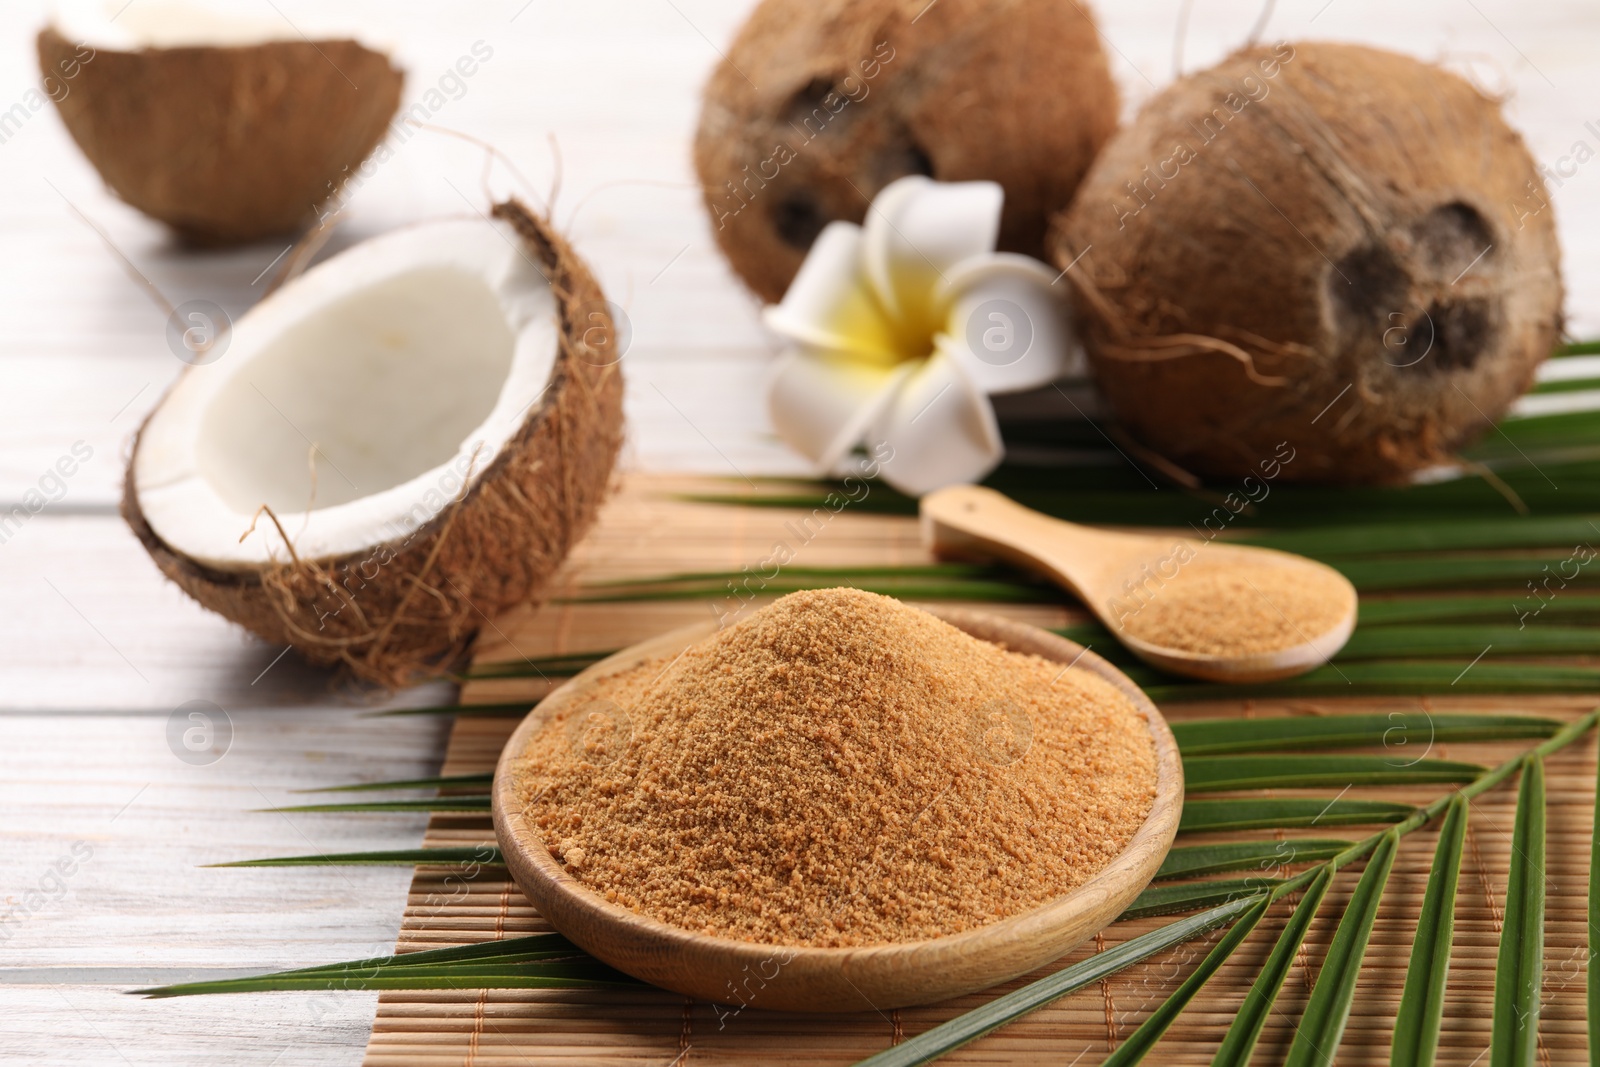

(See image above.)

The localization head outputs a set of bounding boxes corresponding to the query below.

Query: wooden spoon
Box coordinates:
[921,485,1357,684]
[494,607,1182,1012]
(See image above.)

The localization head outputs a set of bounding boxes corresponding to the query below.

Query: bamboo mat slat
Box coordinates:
[363,474,1600,1066]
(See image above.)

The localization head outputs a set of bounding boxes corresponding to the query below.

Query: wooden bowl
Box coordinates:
[492,606,1183,1012]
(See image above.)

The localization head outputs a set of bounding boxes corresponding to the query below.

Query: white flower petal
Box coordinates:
[767,347,914,471]
[862,176,1004,340]
[867,351,1002,496]
[936,253,1083,395]
[762,221,900,364]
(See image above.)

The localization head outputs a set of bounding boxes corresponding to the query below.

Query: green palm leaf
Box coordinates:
[1245,513,1600,558]
[1357,594,1600,627]
[1121,879,1281,921]
[1147,661,1600,702]
[295,773,493,793]
[1182,755,1482,793]
[1392,795,1468,1067]
[1169,713,1557,756]
[1336,555,1600,592]
[1282,830,1400,1067]
[207,847,501,868]
[1339,625,1600,660]
[851,896,1266,1067]
[1491,755,1548,1067]
[853,710,1599,1067]
[1100,897,1274,1066]
[1178,798,1413,833]
[1156,840,1349,881]
[256,797,492,814]
[136,934,638,997]
[1210,867,1335,1067]
[367,701,534,717]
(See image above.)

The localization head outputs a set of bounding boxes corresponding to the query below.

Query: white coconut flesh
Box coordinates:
[49,0,384,50]
[134,219,561,571]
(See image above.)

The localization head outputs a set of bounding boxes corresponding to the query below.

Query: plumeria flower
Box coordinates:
[764,175,1078,496]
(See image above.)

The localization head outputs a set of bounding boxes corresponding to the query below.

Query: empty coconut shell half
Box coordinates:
[40,1,403,244]
[695,0,1118,303]
[1051,42,1563,484]
[124,202,625,686]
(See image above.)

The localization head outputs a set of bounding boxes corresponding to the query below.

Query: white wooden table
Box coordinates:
[2,1,1596,1062]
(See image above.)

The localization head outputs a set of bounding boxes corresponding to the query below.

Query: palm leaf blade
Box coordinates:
[1357,594,1600,627]
[256,797,492,814]
[1156,840,1350,881]
[1101,897,1273,1066]
[1179,798,1413,834]
[1490,755,1548,1067]
[207,847,501,868]
[1392,795,1469,1067]
[135,934,639,997]
[366,701,534,717]
[1282,830,1400,1067]
[1121,879,1282,921]
[1210,867,1335,1067]
[1170,714,1557,756]
[1182,755,1482,793]
[1245,514,1600,558]
[295,774,493,794]
[1147,661,1600,702]
[851,897,1265,1067]
[1339,625,1600,661]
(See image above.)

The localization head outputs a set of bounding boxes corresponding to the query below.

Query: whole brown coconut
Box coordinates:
[1051,42,1563,483]
[123,203,624,687]
[695,0,1118,302]
[38,27,402,244]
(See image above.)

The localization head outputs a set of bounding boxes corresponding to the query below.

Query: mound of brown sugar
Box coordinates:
[1115,556,1351,657]
[518,588,1158,947]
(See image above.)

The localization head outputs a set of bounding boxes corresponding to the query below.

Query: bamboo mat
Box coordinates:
[363,474,1600,1066]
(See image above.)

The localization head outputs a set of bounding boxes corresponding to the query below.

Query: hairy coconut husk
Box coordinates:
[694,0,1118,302]
[1051,42,1563,484]
[38,27,402,244]
[122,202,625,687]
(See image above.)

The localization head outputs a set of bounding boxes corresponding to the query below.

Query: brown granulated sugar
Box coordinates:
[1116,556,1351,657]
[518,588,1157,948]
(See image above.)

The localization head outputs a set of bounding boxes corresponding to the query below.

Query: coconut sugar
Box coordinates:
[518,588,1158,947]
[1116,557,1350,657]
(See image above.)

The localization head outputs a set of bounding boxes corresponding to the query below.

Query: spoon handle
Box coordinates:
[919,485,1157,612]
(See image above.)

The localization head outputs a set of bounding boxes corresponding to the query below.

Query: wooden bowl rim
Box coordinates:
[492,605,1183,1008]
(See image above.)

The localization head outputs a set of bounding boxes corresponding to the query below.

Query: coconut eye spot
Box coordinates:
[1411,201,1497,277]
[196,265,514,514]
[1329,242,1407,337]
[772,191,827,250]
[1424,296,1496,372]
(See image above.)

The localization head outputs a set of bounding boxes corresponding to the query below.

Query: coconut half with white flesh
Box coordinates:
[40,0,403,243]
[124,202,625,685]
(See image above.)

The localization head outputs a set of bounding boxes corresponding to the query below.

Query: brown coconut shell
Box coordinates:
[694,0,1118,303]
[38,27,402,244]
[1050,42,1563,483]
[122,202,625,687]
